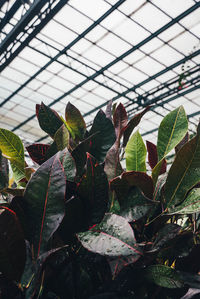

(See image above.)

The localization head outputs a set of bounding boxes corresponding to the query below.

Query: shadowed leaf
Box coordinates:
[37,102,63,138]
[175,132,189,154]
[57,147,76,182]
[152,223,181,251]
[145,265,184,288]
[167,188,200,215]
[24,154,66,258]
[77,153,109,226]
[78,213,142,257]
[0,207,26,281]
[105,100,113,121]
[0,151,9,190]
[110,171,154,199]
[89,110,116,163]
[104,142,123,182]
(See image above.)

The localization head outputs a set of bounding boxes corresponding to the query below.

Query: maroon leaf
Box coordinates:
[37,102,63,138]
[0,207,26,281]
[146,141,158,169]
[122,106,151,148]
[146,141,167,174]
[111,171,154,199]
[108,255,140,277]
[26,144,50,165]
[24,154,66,258]
[113,103,128,140]
[105,100,113,121]
[77,153,109,226]
[104,142,123,182]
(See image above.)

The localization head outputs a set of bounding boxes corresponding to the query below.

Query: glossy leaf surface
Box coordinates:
[157,106,188,160]
[78,153,109,225]
[37,102,63,138]
[104,142,123,182]
[54,124,69,151]
[0,207,26,281]
[24,154,66,258]
[118,187,156,222]
[164,127,200,208]
[57,148,76,182]
[0,151,9,190]
[145,265,184,288]
[65,102,86,140]
[0,128,25,182]
[78,213,142,257]
[125,130,146,172]
[167,188,200,215]
[26,143,50,165]
[89,110,116,163]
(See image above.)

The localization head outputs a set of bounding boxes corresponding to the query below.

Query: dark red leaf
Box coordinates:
[113,103,128,140]
[105,100,113,121]
[104,142,123,182]
[77,153,109,226]
[26,143,50,165]
[111,171,154,199]
[146,141,167,174]
[0,207,26,281]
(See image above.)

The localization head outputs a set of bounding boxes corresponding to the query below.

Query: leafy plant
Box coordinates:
[1,101,200,299]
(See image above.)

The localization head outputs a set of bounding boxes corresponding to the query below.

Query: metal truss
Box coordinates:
[9,2,200,134]
[0,0,68,72]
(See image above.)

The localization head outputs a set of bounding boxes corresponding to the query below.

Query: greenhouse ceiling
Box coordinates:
[0,0,199,145]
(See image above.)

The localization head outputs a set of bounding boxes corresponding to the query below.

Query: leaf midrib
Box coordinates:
[0,130,24,161]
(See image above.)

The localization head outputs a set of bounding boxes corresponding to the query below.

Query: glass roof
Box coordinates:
[0,0,199,146]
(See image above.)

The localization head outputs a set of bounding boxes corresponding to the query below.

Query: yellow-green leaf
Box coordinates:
[0,129,25,182]
[125,130,146,172]
[54,124,69,151]
[65,102,86,141]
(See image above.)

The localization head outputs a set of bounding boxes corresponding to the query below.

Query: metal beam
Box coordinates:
[0,0,8,11]
[10,3,200,132]
[0,0,126,106]
[0,0,68,72]
[0,0,22,33]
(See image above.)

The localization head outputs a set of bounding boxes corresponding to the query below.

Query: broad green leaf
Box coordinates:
[152,106,188,185]
[77,153,109,226]
[0,207,26,281]
[167,188,200,215]
[157,106,188,160]
[24,154,66,258]
[78,213,142,257]
[145,265,184,288]
[54,124,69,151]
[0,151,9,190]
[118,187,157,222]
[37,102,63,138]
[89,110,116,163]
[0,128,25,182]
[65,102,86,141]
[164,126,200,208]
[125,130,146,172]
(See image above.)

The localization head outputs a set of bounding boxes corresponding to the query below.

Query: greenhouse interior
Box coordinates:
[0,0,200,298]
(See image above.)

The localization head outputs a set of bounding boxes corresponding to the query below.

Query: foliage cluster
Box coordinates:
[1,101,200,299]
